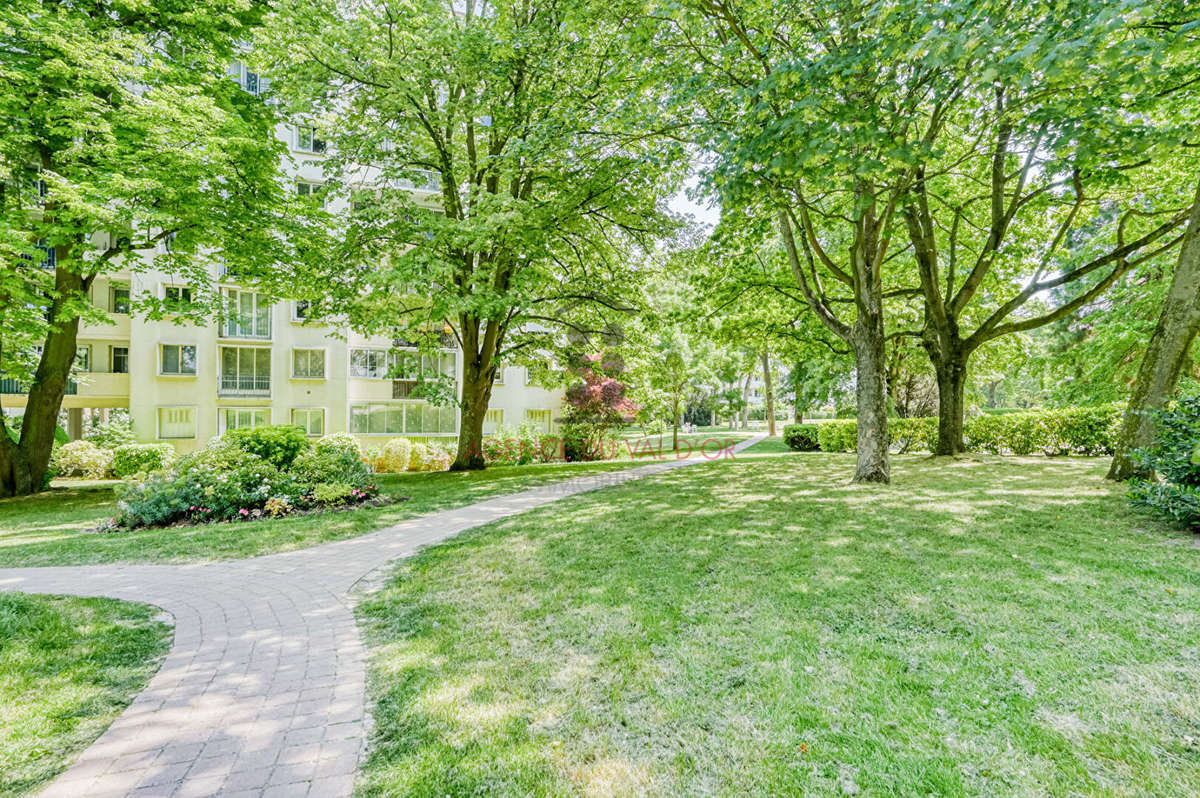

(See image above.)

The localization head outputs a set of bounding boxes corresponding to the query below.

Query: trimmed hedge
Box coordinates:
[791,405,1121,455]
[783,424,820,451]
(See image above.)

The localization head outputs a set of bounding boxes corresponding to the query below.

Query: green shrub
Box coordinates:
[964,404,1121,455]
[315,431,361,460]
[292,446,370,490]
[378,438,413,473]
[1128,396,1200,528]
[483,425,544,465]
[84,417,135,449]
[889,417,938,453]
[117,445,296,527]
[110,443,176,478]
[313,482,355,505]
[53,440,113,479]
[783,424,820,451]
[224,424,312,470]
[817,420,857,452]
[407,442,429,471]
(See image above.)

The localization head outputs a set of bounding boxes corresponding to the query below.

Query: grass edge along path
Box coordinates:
[0,593,171,797]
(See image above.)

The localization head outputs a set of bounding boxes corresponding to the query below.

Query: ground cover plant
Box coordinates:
[0,594,170,796]
[358,452,1200,797]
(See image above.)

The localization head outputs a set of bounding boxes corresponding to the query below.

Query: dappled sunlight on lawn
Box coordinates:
[358,452,1200,797]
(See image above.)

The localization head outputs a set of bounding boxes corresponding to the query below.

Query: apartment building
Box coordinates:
[1,63,564,452]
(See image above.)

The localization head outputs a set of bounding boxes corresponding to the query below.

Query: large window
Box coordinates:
[219,346,271,396]
[525,408,552,433]
[74,345,91,372]
[164,285,192,309]
[220,288,271,339]
[296,127,326,153]
[157,406,197,439]
[349,402,456,435]
[351,348,456,381]
[160,344,197,376]
[111,346,129,374]
[111,284,130,314]
[349,348,388,379]
[219,407,269,433]
[483,408,504,435]
[291,348,326,379]
[291,408,325,437]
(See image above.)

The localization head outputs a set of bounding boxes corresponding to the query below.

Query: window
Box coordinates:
[221,288,271,338]
[296,182,327,206]
[160,344,197,376]
[74,345,91,372]
[111,285,130,314]
[219,346,271,396]
[493,361,504,385]
[483,408,504,435]
[157,406,197,439]
[296,127,326,154]
[349,402,456,435]
[291,408,325,436]
[349,348,388,379]
[111,346,129,374]
[292,300,310,322]
[525,409,552,433]
[219,407,269,433]
[164,285,192,304]
[292,348,325,379]
[229,60,267,96]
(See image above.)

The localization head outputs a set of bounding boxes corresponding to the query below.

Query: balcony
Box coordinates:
[1,378,77,395]
[75,372,130,398]
[219,374,271,397]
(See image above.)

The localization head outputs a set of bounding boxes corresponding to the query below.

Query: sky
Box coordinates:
[667,175,721,231]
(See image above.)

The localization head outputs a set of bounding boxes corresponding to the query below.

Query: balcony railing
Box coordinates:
[218,374,270,396]
[1,378,77,395]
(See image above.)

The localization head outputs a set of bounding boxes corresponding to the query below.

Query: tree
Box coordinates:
[893,1,1196,455]
[1109,180,1200,480]
[0,0,292,496]
[654,0,971,483]
[260,0,682,470]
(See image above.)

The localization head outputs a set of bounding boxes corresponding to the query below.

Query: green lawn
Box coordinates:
[740,435,794,455]
[0,460,647,567]
[0,594,170,797]
[358,452,1200,797]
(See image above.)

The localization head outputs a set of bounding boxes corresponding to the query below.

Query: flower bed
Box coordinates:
[104,427,389,531]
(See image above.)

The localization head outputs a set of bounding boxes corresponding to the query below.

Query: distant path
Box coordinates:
[0,435,765,798]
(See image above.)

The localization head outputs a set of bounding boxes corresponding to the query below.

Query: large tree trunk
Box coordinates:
[851,316,890,483]
[0,266,84,497]
[931,355,968,455]
[452,361,492,470]
[761,348,776,436]
[1108,180,1200,481]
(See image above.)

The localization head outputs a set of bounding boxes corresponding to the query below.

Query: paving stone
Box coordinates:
[0,435,763,797]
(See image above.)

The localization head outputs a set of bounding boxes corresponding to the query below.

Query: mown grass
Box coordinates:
[358,452,1200,797]
[0,594,170,797]
[0,460,648,567]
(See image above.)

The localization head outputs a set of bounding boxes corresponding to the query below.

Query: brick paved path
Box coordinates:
[0,435,763,797]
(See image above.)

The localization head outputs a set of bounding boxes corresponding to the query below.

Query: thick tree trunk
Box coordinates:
[761,349,776,436]
[1108,180,1200,481]
[0,267,83,497]
[452,356,494,471]
[932,356,968,455]
[851,317,890,483]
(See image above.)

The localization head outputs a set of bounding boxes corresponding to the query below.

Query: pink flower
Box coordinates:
[239,508,249,516]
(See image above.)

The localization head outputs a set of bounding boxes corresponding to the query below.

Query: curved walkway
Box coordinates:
[0,435,764,798]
